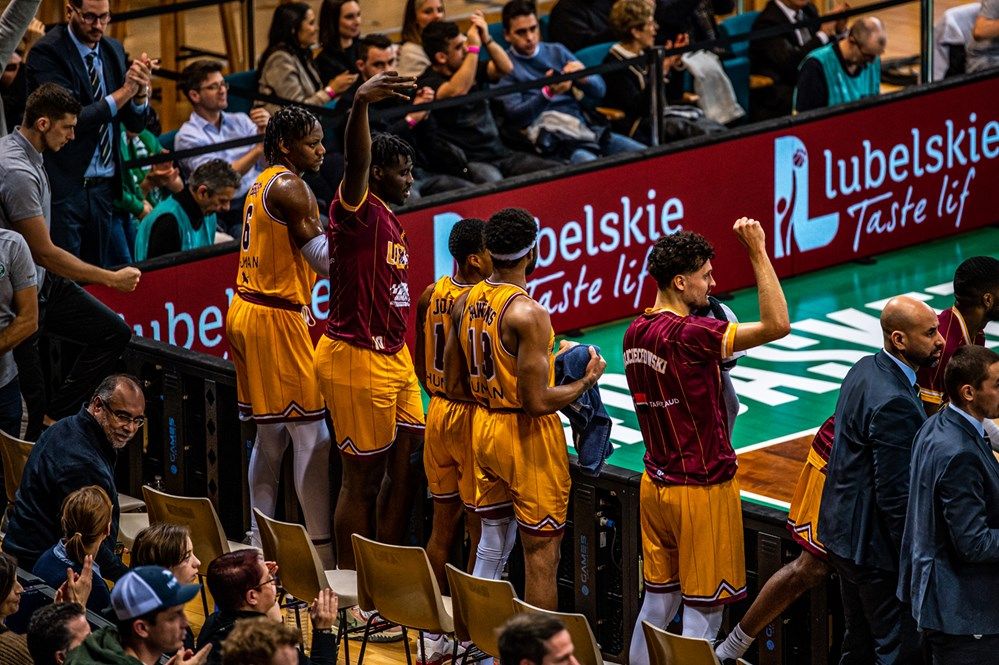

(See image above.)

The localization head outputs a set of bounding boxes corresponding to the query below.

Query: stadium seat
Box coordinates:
[514,598,611,665]
[487,21,510,53]
[445,563,517,659]
[574,41,614,68]
[158,129,177,152]
[0,430,32,534]
[718,11,762,114]
[224,69,258,114]
[642,621,753,665]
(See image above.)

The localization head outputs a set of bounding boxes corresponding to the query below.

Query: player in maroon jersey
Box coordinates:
[624,218,790,665]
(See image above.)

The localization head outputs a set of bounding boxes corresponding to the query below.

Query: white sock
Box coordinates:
[472,516,517,580]
[628,591,683,665]
[287,420,333,567]
[682,604,724,640]
[248,423,290,544]
[716,623,754,661]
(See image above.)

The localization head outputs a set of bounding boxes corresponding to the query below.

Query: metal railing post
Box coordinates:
[921,0,934,82]
[649,47,664,147]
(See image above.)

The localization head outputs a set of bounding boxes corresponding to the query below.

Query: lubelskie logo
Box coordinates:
[773,136,839,258]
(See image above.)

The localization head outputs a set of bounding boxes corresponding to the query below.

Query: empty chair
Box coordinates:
[445,563,517,661]
[118,511,150,550]
[351,534,455,665]
[642,621,752,665]
[513,598,609,665]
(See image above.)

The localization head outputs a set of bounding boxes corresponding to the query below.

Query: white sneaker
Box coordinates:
[417,634,466,665]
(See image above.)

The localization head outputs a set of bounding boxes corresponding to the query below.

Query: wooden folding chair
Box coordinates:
[445,563,517,663]
[642,620,753,665]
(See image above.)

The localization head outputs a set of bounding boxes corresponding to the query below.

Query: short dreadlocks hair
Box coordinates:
[953,255,999,308]
[264,106,319,164]
[484,208,538,268]
[448,218,486,265]
[646,231,715,290]
[371,132,415,169]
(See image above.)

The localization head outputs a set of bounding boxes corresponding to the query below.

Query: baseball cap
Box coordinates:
[111,566,201,620]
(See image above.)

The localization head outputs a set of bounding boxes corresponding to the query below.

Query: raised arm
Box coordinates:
[731,217,791,352]
[341,72,416,206]
[510,299,605,416]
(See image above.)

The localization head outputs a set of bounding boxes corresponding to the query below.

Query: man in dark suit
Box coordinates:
[26,0,153,266]
[749,0,848,120]
[819,295,944,664]
[899,344,999,664]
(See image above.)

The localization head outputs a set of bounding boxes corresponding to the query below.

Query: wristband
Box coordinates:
[466,45,481,54]
[542,85,554,99]
[325,86,336,100]
[483,39,493,46]
[405,115,418,128]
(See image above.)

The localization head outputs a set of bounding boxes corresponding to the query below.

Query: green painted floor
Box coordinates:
[571,227,999,476]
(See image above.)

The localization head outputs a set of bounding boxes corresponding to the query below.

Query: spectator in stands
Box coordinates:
[25,0,155,267]
[499,0,645,163]
[198,550,337,665]
[114,126,184,257]
[497,614,577,665]
[0,83,137,442]
[220,618,304,665]
[0,0,43,137]
[967,0,999,72]
[27,602,92,665]
[794,17,884,113]
[398,0,447,77]
[3,374,145,580]
[131,523,201,651]
[750,0,848,120]
[32,485,113,615]
[0,225,37,438]
[316,0,363,81]
[175,60,269,236]
[257,2,357,117]
[132,159,239,262]
[418,20,560,182]
[548,0,616,52]
[65,566,207,665]
[0,552,31,665]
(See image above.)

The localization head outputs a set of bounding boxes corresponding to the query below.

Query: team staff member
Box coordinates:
[225,106,334,568]
[625,219,790,664]
[315,71,423,573]
[445,208,605,610]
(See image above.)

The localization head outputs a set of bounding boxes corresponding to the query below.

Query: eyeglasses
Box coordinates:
[70,6,112,24]
[97,396,146,426]
[199,80,229,92]
[251,575,279,590]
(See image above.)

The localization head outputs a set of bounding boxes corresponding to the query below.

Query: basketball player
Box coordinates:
[225,106,334,567]
[445,207,606,610]
[624,219,790,664]
[314,72,423,572]
[414,218,492,589]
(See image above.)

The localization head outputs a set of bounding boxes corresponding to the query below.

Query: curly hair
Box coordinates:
[953,255,999,308]
[222,617,302,665]
[264,106,319,164]
[646,231,715,289]
[371,132,415,169]
[448,218,486,264]
[485,208,538,267]
[609,0,653,40]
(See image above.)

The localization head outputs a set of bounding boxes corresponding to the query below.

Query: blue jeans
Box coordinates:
[570,132,646,164]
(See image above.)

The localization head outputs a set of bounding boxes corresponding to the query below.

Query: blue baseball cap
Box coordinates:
[111,566,201,620]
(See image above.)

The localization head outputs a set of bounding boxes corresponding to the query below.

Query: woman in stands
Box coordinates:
[257,1,357,116]
[131,523,202,650]
[397,0,445,77]
[0,552,31,664]
[316,0,363,81]
[32,485,113,615]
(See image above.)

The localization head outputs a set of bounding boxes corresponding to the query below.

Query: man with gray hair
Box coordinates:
[132,158,239,261]
[794,17,886,113]
[2,373,146,580]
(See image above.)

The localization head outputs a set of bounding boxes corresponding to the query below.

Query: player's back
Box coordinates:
[917,307,984,409]
[460,280,554,411]
[423,275,473,397]
[236,166,316,306]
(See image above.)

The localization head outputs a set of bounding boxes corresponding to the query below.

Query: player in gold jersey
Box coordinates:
[445,208,605,610]
[414,218,492,591]
[225,106,335,567]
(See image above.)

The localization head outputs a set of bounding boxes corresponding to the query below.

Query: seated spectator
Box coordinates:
[498,0,646,163]
[175,60,270,236]
[397,0,445,77]
[27,602,91,665]
[0,552,31,665]
[750,0,847,120]
[257,2,357,117]
[967,0,999,72]
[198,550,337,665]
[220,617,303,665]
[133,159,239,262]
[32,485,114,615]
[316,0,363,81]
[131,523,202,651]
[418,20,561,182]
[497,614,576,665]
[65,566,204,665]
[794,17,885,113]
[2,374,145,579]
[548,0,616,52]
[0,6,44,136]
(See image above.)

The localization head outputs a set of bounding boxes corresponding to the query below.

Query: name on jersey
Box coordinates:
[239,256,259,269]
[623,347,668,373]
[471,380,505,401]
[386,241,409,269]
[466,300,497,325]
[431,295,455,316]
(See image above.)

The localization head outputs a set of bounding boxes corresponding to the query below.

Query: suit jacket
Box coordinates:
[25,24,147,201]
[750,1,826,117]
[818,350,926,572]
[898,407,999,635]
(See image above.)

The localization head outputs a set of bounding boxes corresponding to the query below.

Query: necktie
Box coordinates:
[794,11,810,47]
[86,52,114,168]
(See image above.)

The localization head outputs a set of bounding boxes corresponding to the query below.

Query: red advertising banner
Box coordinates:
[88,76,999,358]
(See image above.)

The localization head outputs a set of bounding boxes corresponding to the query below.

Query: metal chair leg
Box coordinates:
[198,573,210,617]
[403,627,412,665]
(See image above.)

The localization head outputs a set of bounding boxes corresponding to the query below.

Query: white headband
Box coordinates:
[490,243,534,261]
